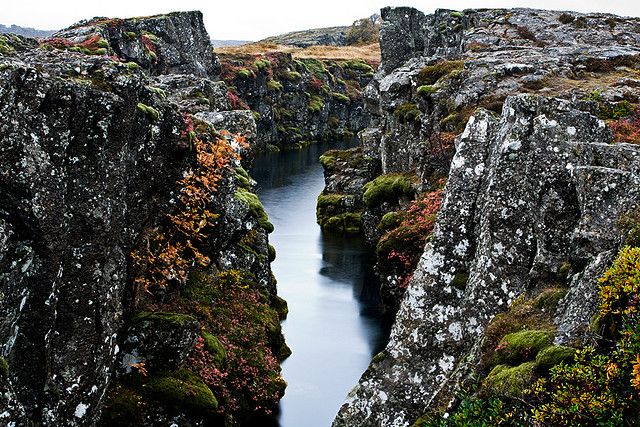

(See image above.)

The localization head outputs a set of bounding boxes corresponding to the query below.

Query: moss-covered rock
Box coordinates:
[268,244,277,262]
[201,331,227,366]
[132,311,197,328]
[323,212,363,234]
[417,60,464,85]
[234,166,252,189]
[535,345,576,370]
[394,103,421,124]
[273,295,289,320]
[377,211,405,231]
[136,102,160,121]
[0,356,8,378]
[483,362,536,397]
[235,188,274,233]
[417,85,437,97]
[363,173,415,207]
[99,383,144,426]
[144,369,218,413]
[492,330,554,366]
[533,288,567,311]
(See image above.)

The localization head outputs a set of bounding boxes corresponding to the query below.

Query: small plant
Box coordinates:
[558,13,575,24]
[417,85,437,97]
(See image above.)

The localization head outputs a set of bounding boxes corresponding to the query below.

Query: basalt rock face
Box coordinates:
[333,7,640,427]
[1,12,282,427]
[219,53,374,150]
[52,11,220,78]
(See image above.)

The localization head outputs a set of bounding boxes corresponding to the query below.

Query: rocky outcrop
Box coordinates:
[333,7,640,426]
[219,52,374,150]
[49,11,220,78]
[1,11,284,426]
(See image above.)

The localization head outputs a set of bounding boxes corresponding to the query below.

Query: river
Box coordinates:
[251,141,391,427]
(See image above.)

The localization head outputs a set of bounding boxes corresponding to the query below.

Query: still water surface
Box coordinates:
[251,141,391,427]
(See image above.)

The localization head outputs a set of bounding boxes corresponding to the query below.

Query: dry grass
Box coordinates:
[215,42,380,64]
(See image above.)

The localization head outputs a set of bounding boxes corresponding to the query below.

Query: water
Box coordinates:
[251,142,391,427]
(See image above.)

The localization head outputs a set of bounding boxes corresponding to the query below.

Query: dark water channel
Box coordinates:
[251,141,391,427]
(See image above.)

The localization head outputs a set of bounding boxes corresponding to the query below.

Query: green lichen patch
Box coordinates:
[535,345,576,371]
[144,369,218,413]
[363,173,416,207]
[136,102,160,121]
[132,311,197,328]
[235,188,274,233]
[417,60,464,86]
[483,362,536,398]
[533,288,567,311]
[492,330,554,366]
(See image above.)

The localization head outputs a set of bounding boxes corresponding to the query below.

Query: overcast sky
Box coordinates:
[3,0,640,41]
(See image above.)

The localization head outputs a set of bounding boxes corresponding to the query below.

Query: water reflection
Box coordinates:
[251,141,391,427]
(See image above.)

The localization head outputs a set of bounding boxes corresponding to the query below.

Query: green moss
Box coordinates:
[378,211,404,231]
[273,295,289,320]
[441,112,466,133]
[483,362,536,397]
[132,311,196,328]
[283,70,302,81]
[323,212,362,234]
[149,86,166,100]
[235,188,274,233]
[0,357,8,378]
[301,58,327,76]
[144,369,218,413]
[363,173,415,207]
[126,62,139,71]
[394,103,421,124]
[317,193,347,209]
[253,58,271,70]
[342,59,375,74]
[450,11,465,18]
[598,100,636,120]
[87,47,108,56]
[100,383,144,426]
[201,331,227,366]
[308,95,325,113]
[96,39,110,49]
[234,166,252,189]
[417,60,464,86]
[136,102,159,121]
[268,244,276,262]
[267,79,283,91]
[535,345,576,370]
[533,288,567,311]
[331,92,350,103]
[125,31,138,40]
[451,272,469,290]
[417,85,437,97]
[236,68,253,79]
[492,330,554,366]
[0,35,16,56]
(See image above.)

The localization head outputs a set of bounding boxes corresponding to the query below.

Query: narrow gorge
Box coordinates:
[1,4,640,427]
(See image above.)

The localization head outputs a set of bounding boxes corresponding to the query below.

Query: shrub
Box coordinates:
[609,105,640,144]
[376,189,443,290]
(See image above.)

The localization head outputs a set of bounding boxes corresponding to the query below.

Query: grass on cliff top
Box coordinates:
[215,42,380,64]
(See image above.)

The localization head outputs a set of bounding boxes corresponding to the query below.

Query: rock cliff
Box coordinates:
[332,7,640,426]
[1,12,284,426]
[218,52,374,150]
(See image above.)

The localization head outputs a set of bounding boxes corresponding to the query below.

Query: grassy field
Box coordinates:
[215,42,381,64]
